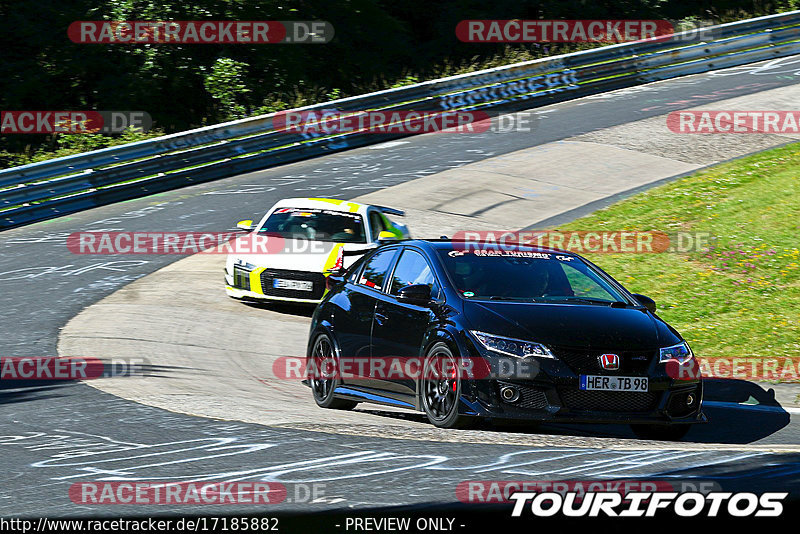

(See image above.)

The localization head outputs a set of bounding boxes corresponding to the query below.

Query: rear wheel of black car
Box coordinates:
[630,424,690,441]
[421,343,474,429]
[310,333,358,410]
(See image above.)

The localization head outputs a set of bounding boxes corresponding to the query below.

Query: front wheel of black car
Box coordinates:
[421,343,474,429]
[310,333,358,411]
[630,424,690,441]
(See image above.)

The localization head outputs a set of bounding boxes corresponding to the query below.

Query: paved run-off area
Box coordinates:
[59,82,800,449]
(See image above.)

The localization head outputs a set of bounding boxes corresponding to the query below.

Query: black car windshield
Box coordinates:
[437,249,629,303]
[258,207,366,243]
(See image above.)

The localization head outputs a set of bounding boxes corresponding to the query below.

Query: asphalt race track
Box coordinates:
[2,57,800,517]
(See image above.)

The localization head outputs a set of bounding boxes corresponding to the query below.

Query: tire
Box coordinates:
[420,342,475,429]
[630,423,690,441]
[309,333,358,410]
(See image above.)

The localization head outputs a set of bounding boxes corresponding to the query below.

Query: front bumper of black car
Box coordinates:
[456,338,705,425]
[459,379,705,425]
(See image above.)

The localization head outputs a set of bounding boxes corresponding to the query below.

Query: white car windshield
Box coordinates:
[258,207,367,243]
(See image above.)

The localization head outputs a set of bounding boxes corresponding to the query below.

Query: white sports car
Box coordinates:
[225,197,411,304]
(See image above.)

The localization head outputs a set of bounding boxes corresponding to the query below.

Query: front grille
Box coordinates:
[550,346,656,375]
[259,269,326,300]
[558,388,658,413]
[497,381,549,410]
[232,266,252,290]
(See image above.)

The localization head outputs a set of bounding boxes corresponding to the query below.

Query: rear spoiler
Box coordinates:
[374,205,405,217]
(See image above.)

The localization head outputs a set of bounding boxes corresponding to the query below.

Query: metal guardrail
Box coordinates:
[2,11,800,229]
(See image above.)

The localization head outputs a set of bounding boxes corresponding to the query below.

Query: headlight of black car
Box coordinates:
[659,341,694,364]
[470,331,554,359]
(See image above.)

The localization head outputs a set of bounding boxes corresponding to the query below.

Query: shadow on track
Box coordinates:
[354,379,793,444]
[0,360,202,397]
[242,300,315,317]
[0,384,75,405]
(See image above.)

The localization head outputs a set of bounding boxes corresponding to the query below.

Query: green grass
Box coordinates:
[559,142,800,363]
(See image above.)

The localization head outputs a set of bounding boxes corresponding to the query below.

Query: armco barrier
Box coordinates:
[2,11,800,229]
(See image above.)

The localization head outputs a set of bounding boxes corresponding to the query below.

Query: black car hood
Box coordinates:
[463,300,681,350]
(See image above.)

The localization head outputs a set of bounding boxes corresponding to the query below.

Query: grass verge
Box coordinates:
[560,142,800,364]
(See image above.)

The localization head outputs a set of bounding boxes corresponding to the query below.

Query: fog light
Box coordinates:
[686,394,696,406]
[500,386,520,403]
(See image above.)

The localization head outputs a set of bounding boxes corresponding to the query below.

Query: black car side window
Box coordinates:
[390,249,440,297]
[358,248,396,291]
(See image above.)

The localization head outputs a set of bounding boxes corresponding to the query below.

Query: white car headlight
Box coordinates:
[659,342,694,363]
[470,331,554,359]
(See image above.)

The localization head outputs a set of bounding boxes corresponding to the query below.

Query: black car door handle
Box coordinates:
[374,312,388,326]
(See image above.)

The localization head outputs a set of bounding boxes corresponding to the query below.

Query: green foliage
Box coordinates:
[0,1,794,167]
[203,57,252,119]
[390,74,420,89]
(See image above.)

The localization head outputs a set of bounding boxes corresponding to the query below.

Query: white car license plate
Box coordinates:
[273,278,314,291]
[579,375,648,392]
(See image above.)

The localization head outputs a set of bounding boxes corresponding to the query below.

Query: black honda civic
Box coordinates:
[306,239,704,440]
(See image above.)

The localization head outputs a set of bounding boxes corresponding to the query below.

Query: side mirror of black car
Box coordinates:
[632,293,657,313]
[396,284,433,306]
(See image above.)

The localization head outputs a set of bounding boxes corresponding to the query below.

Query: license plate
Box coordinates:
[273,278,313,291]
[579,375,648,392]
